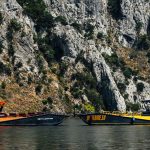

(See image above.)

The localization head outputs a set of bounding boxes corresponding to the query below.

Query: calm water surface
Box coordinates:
[0,118,150,150]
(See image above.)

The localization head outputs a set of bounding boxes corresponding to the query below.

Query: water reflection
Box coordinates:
[0,119,150,150]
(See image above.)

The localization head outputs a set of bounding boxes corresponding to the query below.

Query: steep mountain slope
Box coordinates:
[0,0,150,113]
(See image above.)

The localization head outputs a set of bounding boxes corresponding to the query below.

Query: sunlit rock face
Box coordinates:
[0,0,150,112]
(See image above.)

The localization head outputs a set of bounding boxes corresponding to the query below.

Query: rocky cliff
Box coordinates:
[0,0,150,113]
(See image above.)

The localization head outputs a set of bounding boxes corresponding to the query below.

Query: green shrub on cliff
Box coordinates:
[71,22,82,33]
[0,62,11,75]
[135,20,143,34]
[84,104,95,113]
[126,102,140,111]
[55,16,68,25]
[123,67,133,79]
[135,35,150,51]
[136,82,145,92]
[9,19,22,32]
[117,82,126,94]
[85,89,104,112]
[0,40,3,54]
[17,0,54,31]
[84,23,94,39]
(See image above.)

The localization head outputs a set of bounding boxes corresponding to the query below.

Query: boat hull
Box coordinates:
[0,113,66,126]
[79,113,150,125]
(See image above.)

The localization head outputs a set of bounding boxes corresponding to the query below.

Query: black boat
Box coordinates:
[0,101,67,126]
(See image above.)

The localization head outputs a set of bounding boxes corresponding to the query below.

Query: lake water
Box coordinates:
[0,118,150,150]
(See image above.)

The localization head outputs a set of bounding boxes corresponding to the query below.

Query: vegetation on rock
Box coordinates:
[136,82,145,93]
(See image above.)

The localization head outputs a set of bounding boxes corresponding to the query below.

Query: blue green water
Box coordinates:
[0,118,150,150]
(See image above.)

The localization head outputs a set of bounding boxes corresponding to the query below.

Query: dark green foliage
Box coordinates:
[107,0,123,20]
[71,69,104,111]
[17,0,66,66]
[136,82,145,92]
[36,54,44,72]
[103,53,126,70]
[104,53,118,65]
[36,35,55,65]
[103,52,134,79]
[123,67,133,78]
[14,62,23,71]
[42,97,53,105]
[71,22,82,33]
[133,76,138,83]
[50,35,65,61]
[135,35,150,50]
[117,82,126,94]
[135,21,142,34]
[129,51,137,59]
[15,62,23,68]
[7,19,21,50]
[147,52,150,58]
[0,40,3,54]
[35,12,54,32]
[75,52,94,73]
[126,102,140,111]
[35,84,43,94]
[37,34,64,62]
[1,81,6,89]
[147,17,150,36]
[0,12,3,25]
[124,93,129,99]
[71,87,83,99]
[59,62,68,76]
[9,19,22,32]
[6,29,13,42]
[41,44,55,62]
[97,32,105,40]
[55,16,68,26]
[133,95,137,101]
[146,52,150,63]
[8,44,15,57]
[0,62,11,75]
[85,89,104,112]
[17,0,46,20]
[84,23,94,39]
[47,97,53,104]
[72,72,97,89]
[42,99,48,105]
[17,0,54,32]
[6,19,21,57]
[27,75,32,85]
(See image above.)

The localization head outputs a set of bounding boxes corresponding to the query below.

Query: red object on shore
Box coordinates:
[0,101,6,106]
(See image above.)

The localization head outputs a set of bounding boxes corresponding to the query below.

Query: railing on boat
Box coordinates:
[0,112,46,118]
[101,111,142,116]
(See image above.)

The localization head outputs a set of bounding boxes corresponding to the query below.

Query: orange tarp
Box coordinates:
[0,101,6,106]
[0,116,25,122]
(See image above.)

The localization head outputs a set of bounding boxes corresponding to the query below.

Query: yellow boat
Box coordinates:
[79,110,150,125]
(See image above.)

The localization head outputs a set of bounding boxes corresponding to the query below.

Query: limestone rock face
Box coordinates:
[0,0,150,112]
[0,0,41,73]
[120,0,150,47]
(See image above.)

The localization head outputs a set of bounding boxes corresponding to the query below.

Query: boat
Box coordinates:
[0,101,67,126]
[79,111,150,125]
[79,101,150,125]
